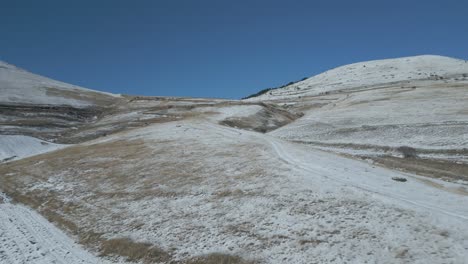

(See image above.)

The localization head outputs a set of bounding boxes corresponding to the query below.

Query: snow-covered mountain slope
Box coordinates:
[1,120,467,263]
[0,60,299,144]
[1,55,468,264]
[0,61,128,147]
[249,55,468,100]
[242,55,468,166]
[0,60,120,107]
[269,80,468,161]
[0,135,66,162]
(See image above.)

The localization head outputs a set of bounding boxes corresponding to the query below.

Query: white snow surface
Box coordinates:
[0,193,113,264]
[2,55,468,263]
[259,56,468,158]
[0,135,66,161]
[251,55,468,100]
[0,60,118,107]
[270,83,468,151]
[86,121,468,263]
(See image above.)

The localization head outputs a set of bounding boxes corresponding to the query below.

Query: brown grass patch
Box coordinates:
[215,189,246,198]
[3,189,81,233]
[100,238,172,263]
[45,87,120,106]
[0,130,268,264]
[0,138,159,259]
[372,156,468,183]
[394,247,410,259]
[298,239,324,246]
[186,253,254,264]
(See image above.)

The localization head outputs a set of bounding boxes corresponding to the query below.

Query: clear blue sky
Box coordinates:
[1,0,467,99]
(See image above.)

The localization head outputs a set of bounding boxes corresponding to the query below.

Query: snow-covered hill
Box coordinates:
[243,55,468,166]
[250,55,468,100]
[1,55,467,264]
[0,60,120,107]
[2,120,468,264]
[0,60,126,145]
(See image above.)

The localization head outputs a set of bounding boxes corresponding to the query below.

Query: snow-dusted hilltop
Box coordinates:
[0,60,120,107]
[251,55,468,100]
[253,55,468,165]
[1,55,468,264]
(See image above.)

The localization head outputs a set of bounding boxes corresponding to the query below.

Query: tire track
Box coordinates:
[0,195,112,264]
[203,122,468,222]
[267,139,468,221]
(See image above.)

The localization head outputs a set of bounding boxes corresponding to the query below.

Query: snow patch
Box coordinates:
[0,135,67,161]
[0,193,114,264]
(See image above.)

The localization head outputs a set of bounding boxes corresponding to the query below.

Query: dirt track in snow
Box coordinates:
[0,193,110,264]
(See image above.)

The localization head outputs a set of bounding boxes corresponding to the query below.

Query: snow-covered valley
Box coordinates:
[1,55,468,263]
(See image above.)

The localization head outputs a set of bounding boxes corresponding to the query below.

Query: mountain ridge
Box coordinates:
[0,60,120,107]
[246,54,468,100]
